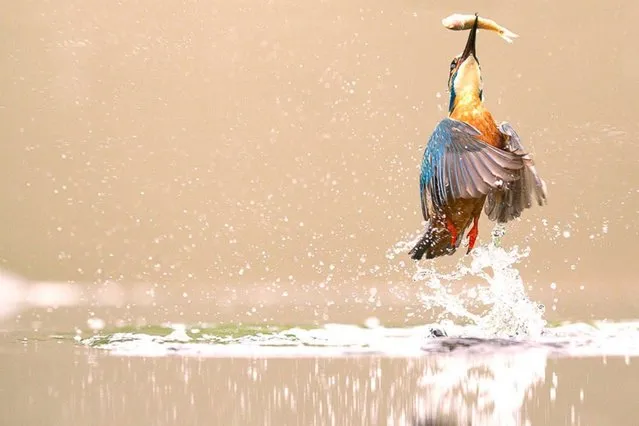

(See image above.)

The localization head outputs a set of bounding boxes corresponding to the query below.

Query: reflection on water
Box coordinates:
[82,329,548,424]
[413,349,547,425]
[74,321,639,424]
[3,336,637,426]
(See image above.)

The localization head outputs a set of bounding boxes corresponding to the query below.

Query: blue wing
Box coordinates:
[419,118,525,220]
[483,122,548,223]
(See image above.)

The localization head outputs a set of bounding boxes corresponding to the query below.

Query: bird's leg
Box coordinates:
[446,217,458,246]
[466,215,480,254]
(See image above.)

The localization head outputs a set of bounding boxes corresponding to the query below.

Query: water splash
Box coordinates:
[411,225,546,338]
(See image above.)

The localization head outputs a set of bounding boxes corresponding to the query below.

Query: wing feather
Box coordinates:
[418,118,525,219]
[484,122,548,223]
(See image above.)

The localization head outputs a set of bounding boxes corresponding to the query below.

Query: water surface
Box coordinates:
[2,0,639,425]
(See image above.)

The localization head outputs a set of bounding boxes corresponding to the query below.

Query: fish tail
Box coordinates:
[499,27,519,43]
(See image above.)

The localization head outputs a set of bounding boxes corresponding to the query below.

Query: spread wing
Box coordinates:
[419,118,525,220]
[484,122,548,223]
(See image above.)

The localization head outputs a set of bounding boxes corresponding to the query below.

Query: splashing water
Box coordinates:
[411,224,546,338]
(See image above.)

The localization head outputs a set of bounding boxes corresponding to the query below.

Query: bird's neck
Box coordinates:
[449,93,503,148]
[448,86,482,116]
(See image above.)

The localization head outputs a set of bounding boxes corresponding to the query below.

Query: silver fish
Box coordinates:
[442,13,519,43]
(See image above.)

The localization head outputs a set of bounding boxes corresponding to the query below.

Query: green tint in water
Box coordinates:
[81,323,319,348]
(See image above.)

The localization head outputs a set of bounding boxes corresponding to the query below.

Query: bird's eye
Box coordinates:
[449,59,457,72]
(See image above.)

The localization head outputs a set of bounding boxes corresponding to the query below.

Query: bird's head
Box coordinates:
[447,14,483,113]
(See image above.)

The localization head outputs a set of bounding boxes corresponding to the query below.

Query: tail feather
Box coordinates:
[409,222,459,260]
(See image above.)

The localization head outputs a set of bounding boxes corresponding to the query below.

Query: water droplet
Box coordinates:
[364,317,380,329]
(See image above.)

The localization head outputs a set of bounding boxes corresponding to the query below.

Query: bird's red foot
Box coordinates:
[446,217,458,246]
[466,216,480,254]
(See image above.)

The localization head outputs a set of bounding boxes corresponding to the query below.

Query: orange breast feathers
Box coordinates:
[450,102,505,149]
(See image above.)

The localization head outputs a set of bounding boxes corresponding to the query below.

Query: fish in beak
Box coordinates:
[459,14,479,63]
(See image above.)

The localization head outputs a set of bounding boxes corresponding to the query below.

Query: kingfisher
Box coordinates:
[409,14,547,261]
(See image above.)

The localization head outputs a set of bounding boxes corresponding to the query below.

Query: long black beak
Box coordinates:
[460,13,479,62]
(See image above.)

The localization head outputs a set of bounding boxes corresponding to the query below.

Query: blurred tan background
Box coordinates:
[1,0,639,323]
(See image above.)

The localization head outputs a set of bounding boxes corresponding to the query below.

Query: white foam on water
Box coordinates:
[81,320,639,358]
